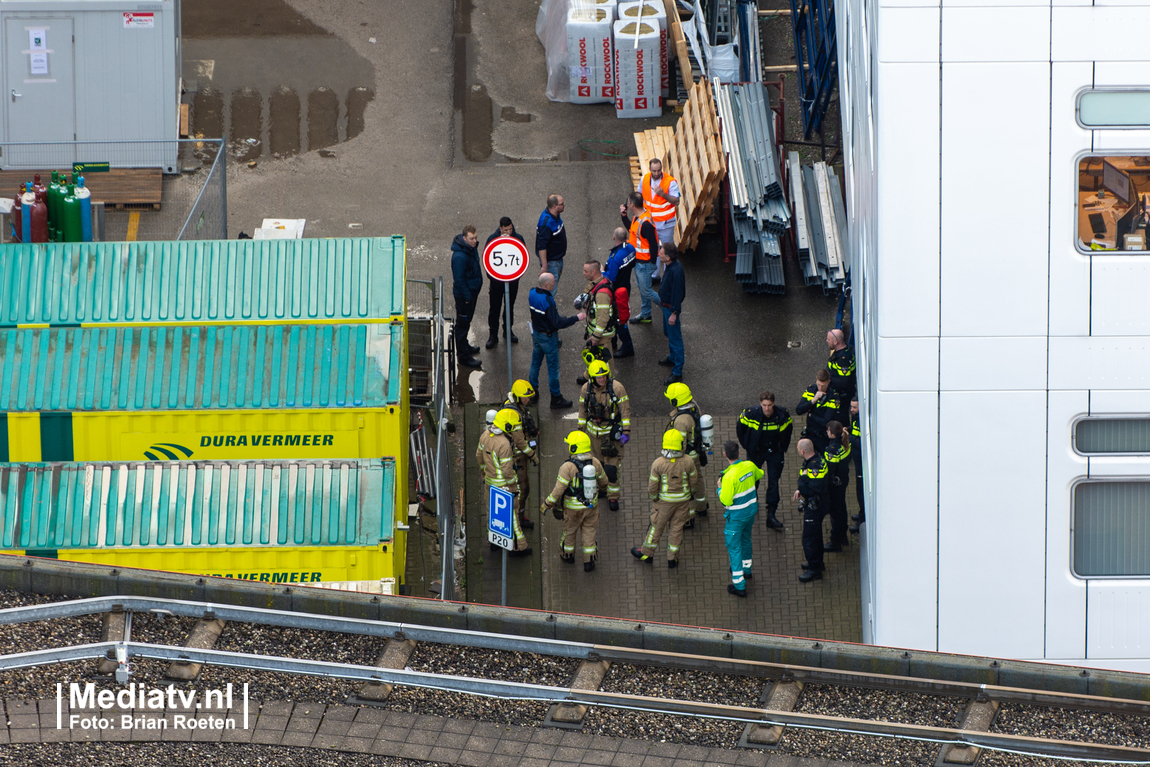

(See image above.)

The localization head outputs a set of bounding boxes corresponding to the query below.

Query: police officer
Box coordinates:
[503,380,540,531]
[665,382,709,525]
[795,369,845,454]
[577,360,630,511]
[849,398,865,534]
[826,328,856,400]
[475,409,532,556]
[793,438,829,582]
[577,258,617,385]
[736,390,792,531]
[822,421,852,552]
[528,273,584,410]
[632,430,698,568]
[717,441,763,597]
[542,431,609,572]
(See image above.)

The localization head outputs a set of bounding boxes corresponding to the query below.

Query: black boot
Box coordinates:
[485,335,498,349]
[765,512,784,530]
[550,394,573,409]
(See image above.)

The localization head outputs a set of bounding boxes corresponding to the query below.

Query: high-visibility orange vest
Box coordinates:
[641,172,677,223]
[628,209,655,261]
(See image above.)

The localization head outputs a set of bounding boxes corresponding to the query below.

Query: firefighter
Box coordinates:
[664,382,709,525]
[576,259,617,385]
[541,431,609,572]
[795,369,845,454]
[822,420,852,552]
[503,379,540,531]
[475,408,532,556]
[736,390,793,531]
[793,438,829,582]
[577,360,630,511]
[631,429,699,568]
[717,441,763,597]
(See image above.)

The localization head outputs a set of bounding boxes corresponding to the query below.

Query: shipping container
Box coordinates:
[0,459,405,586]
[0,236,407,326]
[0,322,409,529]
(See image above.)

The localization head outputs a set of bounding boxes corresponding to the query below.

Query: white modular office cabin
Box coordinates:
[839,0,1150,672]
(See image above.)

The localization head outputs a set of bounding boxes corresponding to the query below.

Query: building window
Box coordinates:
[1078,90,1150,128]
[1074,482,1150,577]
[1077,156,1150,252]
[1075,418,1150,454]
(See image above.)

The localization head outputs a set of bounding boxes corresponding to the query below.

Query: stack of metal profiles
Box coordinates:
[794,159,848,290]
[714,78,791,294]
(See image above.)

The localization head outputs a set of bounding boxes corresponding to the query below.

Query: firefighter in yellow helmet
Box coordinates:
[577,359,630,511]
[542,431,609,571]
[664,382,709,525]
[631,429,699,567]
[503,380,539,531]
[475,408,531,555]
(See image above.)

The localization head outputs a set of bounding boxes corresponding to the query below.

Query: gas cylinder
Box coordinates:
[11,184,23,242]
[24,183,48,243]
[32,173,46,200]
[47,171,63,242]
[61,184,83,242]
[75,177,92,242]
[582,463,597,503]
[699,413,714,452]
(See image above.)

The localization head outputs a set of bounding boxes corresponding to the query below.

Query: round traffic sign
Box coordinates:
[482,236,530,282]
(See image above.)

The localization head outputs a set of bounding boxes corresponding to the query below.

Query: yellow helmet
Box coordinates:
[665,382,692,407]
[588,360,610,379]
[662,429,684,452]
[493,408,521,433]
[565,430,592,455]
[511,380,535,400]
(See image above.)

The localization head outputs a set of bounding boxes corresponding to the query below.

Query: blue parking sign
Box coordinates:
[487,485,515,550]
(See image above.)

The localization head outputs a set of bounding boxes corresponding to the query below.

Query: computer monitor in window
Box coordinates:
[1103,159,1133,203]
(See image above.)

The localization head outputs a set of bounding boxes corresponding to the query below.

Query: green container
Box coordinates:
[60,184,83,242]
[47,171,62,242]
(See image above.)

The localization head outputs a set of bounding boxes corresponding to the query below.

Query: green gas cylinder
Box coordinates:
[47,171,64,242]
[61,184,84,243]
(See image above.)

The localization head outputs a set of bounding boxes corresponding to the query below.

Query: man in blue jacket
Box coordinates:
[536,194,567,290]
[451,225,484,369]
[657,242,686,385]
[529,273,583,409]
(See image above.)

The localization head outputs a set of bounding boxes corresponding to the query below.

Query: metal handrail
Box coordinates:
[9,637,1150,763]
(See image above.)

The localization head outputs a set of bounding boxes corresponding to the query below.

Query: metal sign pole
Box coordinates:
[504,283,513,395]
[501,549,508,607]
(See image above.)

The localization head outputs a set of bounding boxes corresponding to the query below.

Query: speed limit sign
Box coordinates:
[482,236,531,282]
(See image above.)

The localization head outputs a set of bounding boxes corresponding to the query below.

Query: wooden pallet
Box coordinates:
[660,0,694,88]
[0,168,163,207]
[630,124,676,188]
[667,78,725,251]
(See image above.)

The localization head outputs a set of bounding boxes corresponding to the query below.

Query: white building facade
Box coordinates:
[839,0,1150,672]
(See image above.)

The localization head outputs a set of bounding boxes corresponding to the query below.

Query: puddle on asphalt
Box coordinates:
[183,0,375,161]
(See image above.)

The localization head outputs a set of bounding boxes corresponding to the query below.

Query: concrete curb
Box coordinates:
[4,556,1147,700]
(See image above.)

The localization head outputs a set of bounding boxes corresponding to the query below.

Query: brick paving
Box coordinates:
[536,414,863,642]
[7,696,884,767]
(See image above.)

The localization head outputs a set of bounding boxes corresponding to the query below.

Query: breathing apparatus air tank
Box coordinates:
[486,409,498,427]
[700,413,714,453]
[582,463,597,503]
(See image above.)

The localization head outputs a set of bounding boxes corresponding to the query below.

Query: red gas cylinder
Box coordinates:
[12,184,24,242]
[28,186,48,243]
[33,174,46,198]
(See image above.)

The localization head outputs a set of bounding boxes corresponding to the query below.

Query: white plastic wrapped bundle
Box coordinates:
[612,20,662,118]
[566,6,615,103]
[618,1,667,99]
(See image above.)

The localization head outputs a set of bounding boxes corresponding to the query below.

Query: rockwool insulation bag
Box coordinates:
[567,7,615,103]
[613,20,662,118]
[617,1,667,99]
[539,0,619,102]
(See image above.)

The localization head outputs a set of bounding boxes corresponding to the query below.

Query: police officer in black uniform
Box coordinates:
[736,390,792,531]
[826,328,856,400]
[849,397,865,534]
[795,369,845,454]
[793,438,829,583]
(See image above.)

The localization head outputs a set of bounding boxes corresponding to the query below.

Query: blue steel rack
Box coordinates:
[789,0,838,138]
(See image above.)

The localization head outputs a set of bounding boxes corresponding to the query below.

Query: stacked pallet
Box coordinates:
[791,156,848,290]
[626,78,725,252]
